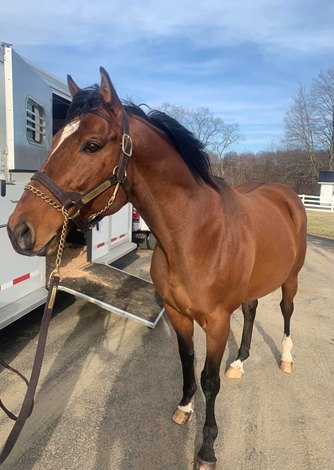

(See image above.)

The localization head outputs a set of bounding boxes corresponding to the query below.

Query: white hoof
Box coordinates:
[172,402,194,425]
[280,361,293,374]
[225,359,244,379]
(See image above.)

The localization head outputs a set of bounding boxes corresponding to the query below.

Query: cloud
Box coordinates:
[1,0,333,152]
[1,0,333,56]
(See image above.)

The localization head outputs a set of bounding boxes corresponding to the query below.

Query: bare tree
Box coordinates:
[208,151,224,177]
[284,84,318,177]
[159,103,241,170]
[311,69,334,170]
[211,122,241,158]
[284,68,334,172]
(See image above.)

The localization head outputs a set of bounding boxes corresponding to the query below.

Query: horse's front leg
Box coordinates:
[164,304,197,425]
[195,311,230,470]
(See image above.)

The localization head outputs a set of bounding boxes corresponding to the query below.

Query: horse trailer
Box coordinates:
[0,44,161,330]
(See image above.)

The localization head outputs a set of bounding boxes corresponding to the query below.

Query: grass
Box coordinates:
[306,210,334,239]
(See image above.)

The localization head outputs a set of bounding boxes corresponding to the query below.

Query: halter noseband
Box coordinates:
[25,111,133,233]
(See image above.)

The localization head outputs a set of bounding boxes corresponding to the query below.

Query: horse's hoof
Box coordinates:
[225,365,243,379]
[280,361,293,374]
[171,407,193,425]
[194,457,217,469]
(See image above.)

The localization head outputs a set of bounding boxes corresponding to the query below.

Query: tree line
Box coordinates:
[221,149,328,194]
[159,68,333,195]
[284,69,334,175]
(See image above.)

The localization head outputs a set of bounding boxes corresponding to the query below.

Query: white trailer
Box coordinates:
[0,44,162,330]
[132,208,156,249]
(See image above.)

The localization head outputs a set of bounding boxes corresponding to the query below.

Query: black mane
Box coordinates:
[66,87,217,190]
[66,85,103,122]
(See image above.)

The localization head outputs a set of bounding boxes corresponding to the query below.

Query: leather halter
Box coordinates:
[30,111,132,232]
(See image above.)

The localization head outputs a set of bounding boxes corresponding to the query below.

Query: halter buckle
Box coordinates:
[121,133,133,157]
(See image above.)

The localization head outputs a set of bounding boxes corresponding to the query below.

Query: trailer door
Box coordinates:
[88,204,136,264]
[4,45,52,170]
[90,217,111,261]
[0,174,47,329]
[110,204,132,249]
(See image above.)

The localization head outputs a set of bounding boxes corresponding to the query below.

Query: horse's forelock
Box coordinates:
[66,85,103,123]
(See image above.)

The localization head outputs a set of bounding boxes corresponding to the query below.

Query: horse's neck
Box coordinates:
[131,164,206,243]
[128,118,230,254]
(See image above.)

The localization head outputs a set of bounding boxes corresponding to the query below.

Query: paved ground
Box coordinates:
[0,236,333,470]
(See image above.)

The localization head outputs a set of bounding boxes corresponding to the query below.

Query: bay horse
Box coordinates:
[7,68,307,469]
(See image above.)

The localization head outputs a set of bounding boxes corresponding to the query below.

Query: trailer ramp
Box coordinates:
[58,263,164,328]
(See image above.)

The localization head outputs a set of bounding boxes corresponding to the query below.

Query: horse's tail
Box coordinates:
[286,193,307,275]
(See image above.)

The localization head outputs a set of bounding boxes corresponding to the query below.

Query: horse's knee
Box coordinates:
[201,371,220,398]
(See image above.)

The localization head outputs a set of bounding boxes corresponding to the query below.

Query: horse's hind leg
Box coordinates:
[225,300,258,379]
[165,304,197,425]
[280,275,298,374]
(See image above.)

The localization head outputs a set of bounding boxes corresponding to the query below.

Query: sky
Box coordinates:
[1,0,333,153]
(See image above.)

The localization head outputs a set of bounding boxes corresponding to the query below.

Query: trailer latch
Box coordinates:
[0,180,6,197]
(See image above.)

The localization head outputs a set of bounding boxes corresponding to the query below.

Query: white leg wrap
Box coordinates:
[229,359,244,374]
[281,335,293,362]
[178,401,194,413]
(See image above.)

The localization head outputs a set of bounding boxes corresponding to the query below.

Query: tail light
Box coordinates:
[132,208,140,221]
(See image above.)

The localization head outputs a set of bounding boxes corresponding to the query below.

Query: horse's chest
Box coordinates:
[152,264,221,318]
[151,256,197,313]
[150,245,247,316]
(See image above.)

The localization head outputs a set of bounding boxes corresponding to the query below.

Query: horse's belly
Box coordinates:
[246,244,296,300]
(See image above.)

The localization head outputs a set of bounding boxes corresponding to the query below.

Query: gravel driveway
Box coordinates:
[0,235,333,470]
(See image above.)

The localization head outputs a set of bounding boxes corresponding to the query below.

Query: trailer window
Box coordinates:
[52,94,71,135]
[26,98,46,145]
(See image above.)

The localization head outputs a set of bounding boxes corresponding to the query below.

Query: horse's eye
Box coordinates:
[83,142,101,153]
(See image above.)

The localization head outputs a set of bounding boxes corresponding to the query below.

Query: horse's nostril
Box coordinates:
[13,221,35,251]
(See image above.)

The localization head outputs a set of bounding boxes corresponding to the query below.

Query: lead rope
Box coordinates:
[0,177,121,465]
[0,359,29,421]
[0,201,68,465]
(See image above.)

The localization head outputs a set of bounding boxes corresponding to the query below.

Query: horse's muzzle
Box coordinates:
[7,221,36,256]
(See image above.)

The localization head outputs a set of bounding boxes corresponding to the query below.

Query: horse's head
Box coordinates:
[8,68,132,256]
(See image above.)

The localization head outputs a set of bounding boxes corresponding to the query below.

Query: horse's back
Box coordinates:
[236,180,300,202]
[212,179,306,247]
[235,181,306,239]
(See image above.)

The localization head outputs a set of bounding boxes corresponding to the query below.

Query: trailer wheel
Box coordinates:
[146,233,156,250]
[138,235,147,250]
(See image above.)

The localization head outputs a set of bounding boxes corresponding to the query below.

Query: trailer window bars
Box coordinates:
[26,98,46,145]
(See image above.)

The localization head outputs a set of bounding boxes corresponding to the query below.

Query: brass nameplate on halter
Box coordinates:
[48,285,58,310]
[81,180,112,204]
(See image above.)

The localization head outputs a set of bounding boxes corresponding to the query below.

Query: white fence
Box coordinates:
[299,194,334,212]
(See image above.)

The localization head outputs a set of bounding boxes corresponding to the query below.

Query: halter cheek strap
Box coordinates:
[28,111,132,232]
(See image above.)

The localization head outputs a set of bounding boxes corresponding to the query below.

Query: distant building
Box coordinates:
[319,171,334,203]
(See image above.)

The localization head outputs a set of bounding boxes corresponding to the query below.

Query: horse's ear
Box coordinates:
[67,75,81,97]
[99,67,122,111]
